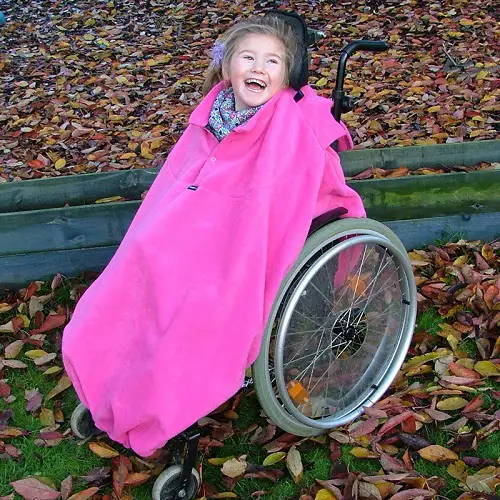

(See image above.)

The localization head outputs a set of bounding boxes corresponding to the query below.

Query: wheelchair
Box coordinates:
[70,28,417,500]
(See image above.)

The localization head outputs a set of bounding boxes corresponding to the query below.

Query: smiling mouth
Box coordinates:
[245,78,267,93]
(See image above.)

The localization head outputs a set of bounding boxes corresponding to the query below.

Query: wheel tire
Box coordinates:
[70,403,99,439]
[152,465,200,500]
[252,217,416,436]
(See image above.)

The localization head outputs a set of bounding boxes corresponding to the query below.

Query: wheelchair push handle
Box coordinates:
[341,40,389,56]
[332,40,389,123]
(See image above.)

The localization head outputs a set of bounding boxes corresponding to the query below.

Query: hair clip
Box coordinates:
[211,40,225,66]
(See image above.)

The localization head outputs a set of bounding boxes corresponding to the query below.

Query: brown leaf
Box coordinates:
[66,488,99,500]
[417,445,459,464]
[397,433,431,450]
[349,417,380,438]
[221,457,247,478]
[112,455,130,498]
[89,442,120,459]
[286,445,303,484]
[29,314,66,335]
[10,478,61,500]
[388,489,435,500]
[60,476,72,500]
[123,472,151,487]
[46,374,72,400]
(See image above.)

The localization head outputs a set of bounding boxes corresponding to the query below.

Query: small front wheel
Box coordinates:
[152,465,200,500]
[70,403,99,439]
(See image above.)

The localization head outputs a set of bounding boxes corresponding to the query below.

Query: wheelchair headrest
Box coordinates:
[264,10,309,91]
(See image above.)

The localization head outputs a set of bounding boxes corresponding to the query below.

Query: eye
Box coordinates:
[268,59,279,64]
[243,55,254,60]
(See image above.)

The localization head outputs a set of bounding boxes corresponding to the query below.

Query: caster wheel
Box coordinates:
[70,403,100,439]
[152,465,200,500]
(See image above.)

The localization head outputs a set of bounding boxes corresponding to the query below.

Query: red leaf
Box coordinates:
[329,440,341,462]
[11,478,61,500]
[376,411,414,438]
[0,381,11,399]
[389,489,435,500]
[350,417,380,438]
[60,476,72,500]
[112,455,130,498]
[29,314,66,335]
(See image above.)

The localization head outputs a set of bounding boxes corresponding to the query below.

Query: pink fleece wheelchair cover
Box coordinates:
[62,83,365,457]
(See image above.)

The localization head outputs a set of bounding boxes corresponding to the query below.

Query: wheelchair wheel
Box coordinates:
[70,403,100,439]
[252,218,416,436]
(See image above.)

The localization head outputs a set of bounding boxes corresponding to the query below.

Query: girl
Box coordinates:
[62,13,365,457]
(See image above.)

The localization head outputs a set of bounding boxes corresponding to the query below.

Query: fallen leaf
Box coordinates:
[436,397,469,410]
[286,445,303,484]
[474,361,500,377]
[89,442,120,458]
[10,478,61,500]
[46,374,72,399]
[221,457,247,478]
[262,452,286,466]
[417,445,459,464]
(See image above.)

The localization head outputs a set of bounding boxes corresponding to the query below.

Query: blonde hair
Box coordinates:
[202,16,299,95]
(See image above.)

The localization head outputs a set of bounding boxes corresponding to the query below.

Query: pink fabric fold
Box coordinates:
[62,83,365,457]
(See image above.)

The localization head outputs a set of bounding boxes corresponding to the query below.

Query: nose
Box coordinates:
[252,58,265,73]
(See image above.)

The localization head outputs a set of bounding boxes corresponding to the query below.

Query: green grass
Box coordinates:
[2,291,498,499]
[415,307,443,336]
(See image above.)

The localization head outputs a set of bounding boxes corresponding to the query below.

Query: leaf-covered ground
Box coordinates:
[0,0,498,181]
[1,239,499,500]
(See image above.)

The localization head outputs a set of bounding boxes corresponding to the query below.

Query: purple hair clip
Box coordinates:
[211,40,225,66]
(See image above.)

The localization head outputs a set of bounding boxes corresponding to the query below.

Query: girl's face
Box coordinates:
[225,33,287,111]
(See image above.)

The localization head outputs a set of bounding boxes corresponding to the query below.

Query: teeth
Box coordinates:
[246,79,266,88]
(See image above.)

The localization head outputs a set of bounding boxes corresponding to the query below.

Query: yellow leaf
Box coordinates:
[207,457,233,466]
[54,158,66,169]
[40,408,56,427]
[212,493,237,499]
[20,314,30,327]
[25,349,48,359]
[369,120,383,132]
[447,31,464,38]
[42,366,63,376]
[0,303,13,313]
[119,152,137,159]
[47,374,72,399]
[315,489,336,500]
[88,441,120,458]
[459,19,475,26]
[95,196,124,204]
[418,445,459,464]
[140,143,155,159]
[402,349,451,371]
[447,460,468,482]
[349,447,378,458]
[116,75,132,85]
[315,77,328,87]
[5,340,24,359]
[453,255,468,266]
[474,361,500,377]
[437,397,468,411]
[428,105,441,113]
[84,18,96,26]
[263,452,286,466]
[476,70,488,80]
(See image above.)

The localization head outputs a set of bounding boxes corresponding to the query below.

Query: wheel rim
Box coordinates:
[159,470,198,500]
[274,234,413,429]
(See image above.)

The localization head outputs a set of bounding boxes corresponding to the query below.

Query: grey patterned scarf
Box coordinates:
[208,87,263,141]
